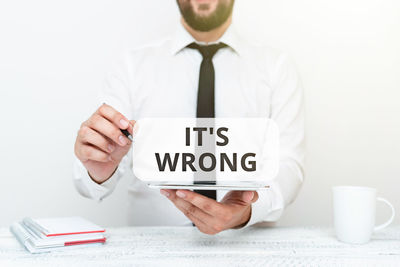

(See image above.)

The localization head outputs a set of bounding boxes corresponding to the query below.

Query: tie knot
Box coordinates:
[187,42,227,60]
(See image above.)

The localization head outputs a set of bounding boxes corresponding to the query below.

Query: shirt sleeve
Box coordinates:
[73,53,134,201]
[73,150,132,201]
[244,52,305,227]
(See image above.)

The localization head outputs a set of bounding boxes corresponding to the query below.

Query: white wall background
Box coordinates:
[0,0,399,227]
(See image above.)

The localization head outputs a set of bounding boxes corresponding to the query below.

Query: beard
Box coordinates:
[177,0,235,32]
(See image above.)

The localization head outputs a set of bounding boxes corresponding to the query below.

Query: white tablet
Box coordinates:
[148,182,270,191]
[132,118,279,191]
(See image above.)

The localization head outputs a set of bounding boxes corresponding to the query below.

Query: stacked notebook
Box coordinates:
[10,216,106,253]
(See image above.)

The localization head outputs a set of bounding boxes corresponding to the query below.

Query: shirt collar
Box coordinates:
[170,21,243,56]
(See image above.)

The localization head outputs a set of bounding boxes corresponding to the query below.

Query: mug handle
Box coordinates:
[374,197,395,231]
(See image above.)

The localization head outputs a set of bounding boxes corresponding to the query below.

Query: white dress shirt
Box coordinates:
[73,22,305,227]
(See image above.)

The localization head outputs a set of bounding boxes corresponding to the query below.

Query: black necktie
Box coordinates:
[187,42,227,200]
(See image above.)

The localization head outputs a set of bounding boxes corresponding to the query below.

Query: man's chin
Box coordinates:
[194,12,215,19]
[178,0,234,32]
[194,5,217,16]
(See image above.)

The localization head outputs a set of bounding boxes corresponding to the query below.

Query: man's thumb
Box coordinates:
[242,191,255,203]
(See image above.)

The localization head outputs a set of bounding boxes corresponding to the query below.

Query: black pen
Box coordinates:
[121,129,133,142]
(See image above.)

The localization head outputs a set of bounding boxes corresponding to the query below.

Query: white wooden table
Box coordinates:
[1,226,399,266]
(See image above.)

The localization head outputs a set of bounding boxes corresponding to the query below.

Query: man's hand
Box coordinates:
[74,103,134,183]
[160,189,258,235]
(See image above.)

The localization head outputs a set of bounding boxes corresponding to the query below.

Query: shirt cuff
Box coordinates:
[73,158,123,201]
[241,182,285,228]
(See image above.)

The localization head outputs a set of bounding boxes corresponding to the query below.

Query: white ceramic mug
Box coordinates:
[332,186,395,244]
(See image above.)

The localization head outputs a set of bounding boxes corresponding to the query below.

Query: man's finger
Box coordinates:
[242,191,255,203]
[97,103,130,130]
[251,191,259,203]
[160,190,219,235]
[87,114,131,146]
[175,190,224,216]
[182,211,218,235]
[78,144,111,162]
[79,126,115,153]
[222,190,259,205]
[189,215,219,235]
[163,190,214,222]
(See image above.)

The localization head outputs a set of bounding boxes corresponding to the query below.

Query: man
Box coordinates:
[74,0,304,235]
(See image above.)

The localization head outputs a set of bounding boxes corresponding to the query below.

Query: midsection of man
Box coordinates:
[74,0,304,232]
[75,31,294,225]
